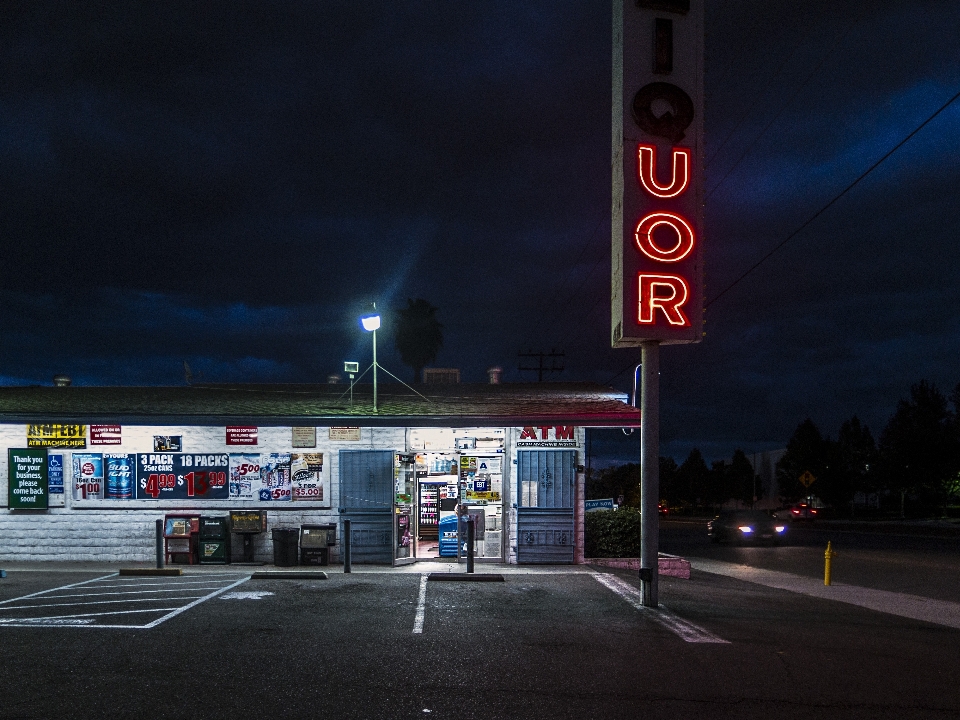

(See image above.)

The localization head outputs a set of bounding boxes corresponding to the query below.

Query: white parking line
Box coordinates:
[0,573,118,605]
[413,574,427,634]
[43,587,232,599]
[595,574,729,644]
[142,576,251,628]
[0,596,205,610]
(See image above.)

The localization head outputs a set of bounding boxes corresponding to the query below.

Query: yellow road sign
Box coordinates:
[799,471,816,488]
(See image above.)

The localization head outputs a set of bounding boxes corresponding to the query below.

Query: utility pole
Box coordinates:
[517,349,565,382]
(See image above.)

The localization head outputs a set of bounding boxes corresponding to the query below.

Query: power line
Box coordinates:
[706,84,960,309]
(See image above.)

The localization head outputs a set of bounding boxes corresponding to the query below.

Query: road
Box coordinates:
[661,517,960,603]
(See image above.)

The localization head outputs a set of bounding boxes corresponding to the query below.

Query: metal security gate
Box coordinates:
[516,450,576,564]
[339,450,394,564]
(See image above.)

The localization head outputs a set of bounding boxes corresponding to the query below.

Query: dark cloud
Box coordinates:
[0,1,958,464]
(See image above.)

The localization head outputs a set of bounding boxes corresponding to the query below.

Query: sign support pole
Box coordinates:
[640,340,660,607]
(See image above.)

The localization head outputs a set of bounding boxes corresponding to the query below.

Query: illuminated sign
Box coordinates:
[612,0,703,346]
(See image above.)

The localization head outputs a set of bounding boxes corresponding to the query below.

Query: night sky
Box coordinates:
[1,1,958,464]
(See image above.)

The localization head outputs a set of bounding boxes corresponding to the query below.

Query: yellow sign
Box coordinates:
[799,471,816,488]
[27,424,87,448]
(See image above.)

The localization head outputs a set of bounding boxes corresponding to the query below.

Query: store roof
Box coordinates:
[0,382,641,428]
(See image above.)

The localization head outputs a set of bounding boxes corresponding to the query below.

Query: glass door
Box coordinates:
[393,453,416,566]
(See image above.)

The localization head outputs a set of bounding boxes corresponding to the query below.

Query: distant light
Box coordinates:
[775,526,786,533]
[737,526,753,534]
[361,314,381,332]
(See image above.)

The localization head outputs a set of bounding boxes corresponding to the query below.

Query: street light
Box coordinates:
[360,305,381,412]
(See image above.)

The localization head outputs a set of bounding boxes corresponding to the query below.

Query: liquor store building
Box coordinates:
[0,382,640,566]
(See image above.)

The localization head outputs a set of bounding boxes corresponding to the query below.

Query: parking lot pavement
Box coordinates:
[0,571,249,628]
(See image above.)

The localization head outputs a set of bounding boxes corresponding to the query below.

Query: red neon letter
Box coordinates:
[636,144,690,198]
[635,212,694,262]
[638,274,690,326]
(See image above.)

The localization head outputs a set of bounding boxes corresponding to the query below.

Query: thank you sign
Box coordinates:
[9,448,48,509]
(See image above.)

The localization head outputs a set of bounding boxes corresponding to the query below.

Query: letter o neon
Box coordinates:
[634,212,694,262]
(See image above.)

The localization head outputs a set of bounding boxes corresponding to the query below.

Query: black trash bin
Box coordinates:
[271,528,299,567]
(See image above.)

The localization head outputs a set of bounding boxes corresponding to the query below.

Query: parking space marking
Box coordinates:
[595,573,729,644]
[0,573,251,629]
[413,574,427,634]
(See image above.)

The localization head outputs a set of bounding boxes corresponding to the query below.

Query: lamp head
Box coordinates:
[360,313,381,332]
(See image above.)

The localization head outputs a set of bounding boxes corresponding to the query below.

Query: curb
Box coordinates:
[427,573,505,582]
[585,555,691,579]
[119,568,183,577]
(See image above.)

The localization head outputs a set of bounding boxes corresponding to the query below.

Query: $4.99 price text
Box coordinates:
[142,471,226,498]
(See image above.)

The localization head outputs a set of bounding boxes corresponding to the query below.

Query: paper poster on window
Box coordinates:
[291,453,326,504]
[73,453,104,501]
[259,453,291,502]
[229,453,260,500]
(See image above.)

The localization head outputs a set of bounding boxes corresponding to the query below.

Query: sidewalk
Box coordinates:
[691,557,960,631]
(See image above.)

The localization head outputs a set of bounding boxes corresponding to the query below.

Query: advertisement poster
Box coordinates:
[229,453,260,500]
[291,453,326,504]
[48,454,64,494]
[259,453,291,502]
[28,424,86,449]
[90,425,122,445]
[73,453,104,501]
[329,427,361,441]
[105,454,135,500]
[153,436,182,452]
[226,426,258,445]
[8,448,48,509]
[136,453,229,500]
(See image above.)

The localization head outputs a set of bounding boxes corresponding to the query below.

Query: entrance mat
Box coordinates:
[250,571,328,580]
[119,568,183,577]
[427,573,504,582]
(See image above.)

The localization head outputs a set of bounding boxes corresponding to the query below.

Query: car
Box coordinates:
[707,510,788,545]
[774,503,818,522]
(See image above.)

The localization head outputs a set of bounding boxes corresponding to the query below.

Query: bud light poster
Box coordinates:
[105,454,135,500]
[73,453,104,501]
[229,453,260,500]
[260,453,291,502]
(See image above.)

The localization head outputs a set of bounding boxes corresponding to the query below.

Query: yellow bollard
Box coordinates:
[824,541,838,585]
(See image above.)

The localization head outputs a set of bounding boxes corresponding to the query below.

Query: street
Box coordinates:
[1,541,959,720]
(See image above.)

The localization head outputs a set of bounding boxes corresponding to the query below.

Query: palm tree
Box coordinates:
[394,298,443,383]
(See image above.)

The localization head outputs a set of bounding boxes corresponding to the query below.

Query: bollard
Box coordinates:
[824,541,837,585]
[155,519,164,569]
[343,519,351,573]
[466,516,475,574]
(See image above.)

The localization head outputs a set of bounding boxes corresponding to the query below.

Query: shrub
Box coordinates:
[584,508,642,558]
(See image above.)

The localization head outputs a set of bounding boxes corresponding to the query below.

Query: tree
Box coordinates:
[676,448,710,510]
[835,415,878,507]
[728,449,758,507]
[878,381,959,515]
[776,419,829,502]
[586,463,640,506]
[393,298,443,383]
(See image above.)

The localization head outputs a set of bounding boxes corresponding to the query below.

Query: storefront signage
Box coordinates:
[136,453,229,500]
[27,424,86,449]
[516,426,578,448]
[73,452,104,500]
[226,426,258,445]
[259,453,291,501]
[291,426,316,448]
[291,453,325,502]
[90,425,122,445]
[329,427,361,442]
[8,448,48,509]
[612,0,703,346]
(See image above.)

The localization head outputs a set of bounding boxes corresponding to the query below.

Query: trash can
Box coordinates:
[271,527,299,567]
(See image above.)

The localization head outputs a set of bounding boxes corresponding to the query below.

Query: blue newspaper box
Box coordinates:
[438,515,459,557]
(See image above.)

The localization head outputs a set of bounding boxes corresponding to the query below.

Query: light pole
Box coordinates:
[360,305,381,412]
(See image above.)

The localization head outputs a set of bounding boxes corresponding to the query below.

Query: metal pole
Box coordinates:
[372,328,378,413]
[640,341,660,607]
[466,516,475,574]
[155,518,164,569]
[343,518,352,573]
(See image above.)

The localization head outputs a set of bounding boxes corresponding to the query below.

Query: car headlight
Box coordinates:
[738,525,753,533]
[775,525,786,533]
